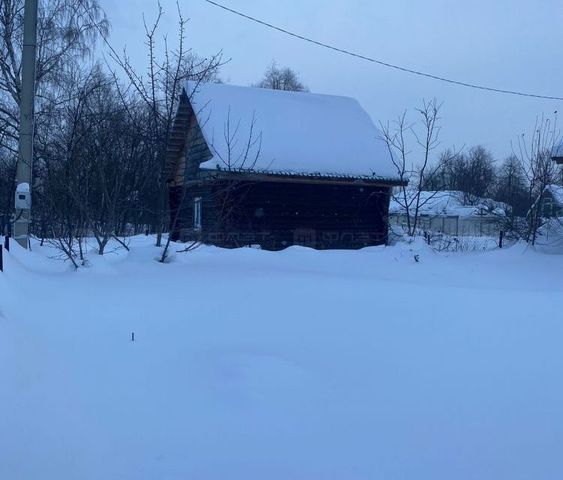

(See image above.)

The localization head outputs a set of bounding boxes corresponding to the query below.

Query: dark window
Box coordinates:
[194,197,202,230]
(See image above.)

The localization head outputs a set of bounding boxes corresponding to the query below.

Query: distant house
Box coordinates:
[552,144,563,164]
[542,185,563,217]
[389,190,508,236]
[165,81,404,250]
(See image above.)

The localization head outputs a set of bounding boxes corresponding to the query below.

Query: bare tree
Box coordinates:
[109,2,222,247]
[0,0,108,152]
[254,61,308,92]
[494,155,529,216]
[161,107,263,261]
[428,145,496,202]
[514,115,560,245]
[381,99,447,236]
[80,74,154,254]
[0,149,16,215]
[210,111,262,232]
[209,108,262,172]
[38,65,98,264]
[0,0,108,254]
[38,65,153,259]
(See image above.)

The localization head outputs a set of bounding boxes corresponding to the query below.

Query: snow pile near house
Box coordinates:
[186,81,397,180]
[390,190,508,217]
[2,236,563,479]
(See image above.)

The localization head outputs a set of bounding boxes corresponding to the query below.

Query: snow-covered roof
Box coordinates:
[551,144,563,159]
[389,190,509,217]
[545,184,563,205]
[185,81,398,180]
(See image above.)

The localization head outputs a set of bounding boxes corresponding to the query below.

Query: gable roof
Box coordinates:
[184,81,398,181]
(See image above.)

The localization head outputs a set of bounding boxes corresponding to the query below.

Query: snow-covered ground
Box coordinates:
[2,236,563,480]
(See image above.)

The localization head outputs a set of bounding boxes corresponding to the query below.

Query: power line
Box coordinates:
[203,0,563,102]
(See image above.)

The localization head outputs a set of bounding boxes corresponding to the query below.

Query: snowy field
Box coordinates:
[1,236,563,480]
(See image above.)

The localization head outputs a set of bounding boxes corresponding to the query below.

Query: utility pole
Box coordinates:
[13,0,38,249]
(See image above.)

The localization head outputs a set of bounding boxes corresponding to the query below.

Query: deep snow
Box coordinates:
[1,236,563,480]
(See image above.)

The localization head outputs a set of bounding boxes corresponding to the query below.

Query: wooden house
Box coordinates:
[165,81,404,250]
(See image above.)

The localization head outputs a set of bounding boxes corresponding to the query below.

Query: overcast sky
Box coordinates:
[98,0,563,162]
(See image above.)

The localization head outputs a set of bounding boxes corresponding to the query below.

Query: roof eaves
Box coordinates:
[198,167,406,186]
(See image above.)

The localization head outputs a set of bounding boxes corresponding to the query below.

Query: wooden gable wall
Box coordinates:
[165,90,212,188]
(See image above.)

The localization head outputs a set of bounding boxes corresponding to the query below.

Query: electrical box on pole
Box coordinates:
[13,0,38,249]
[15,183,32,210]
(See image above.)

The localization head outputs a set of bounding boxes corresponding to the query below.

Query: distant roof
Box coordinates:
[184,81,398,180]
[389,190,509,217]
[552,144,563,159]
[545,184,563,205]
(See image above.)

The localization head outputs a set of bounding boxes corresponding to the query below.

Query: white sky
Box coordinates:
[98,0,563,162]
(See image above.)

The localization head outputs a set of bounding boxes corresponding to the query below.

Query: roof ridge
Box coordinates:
[185,80,357,103]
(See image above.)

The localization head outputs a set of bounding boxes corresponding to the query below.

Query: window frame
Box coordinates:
[193,197,202,231]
